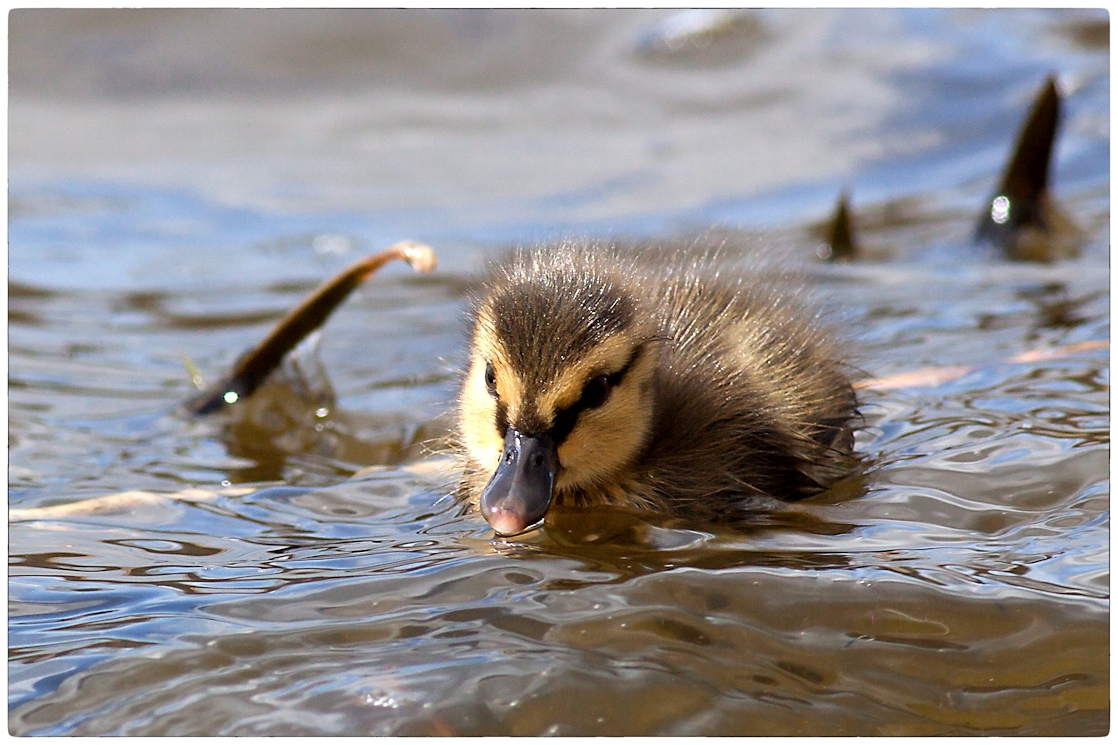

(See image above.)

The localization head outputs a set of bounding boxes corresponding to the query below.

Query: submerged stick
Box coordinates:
[822,190,858,261]
[10,460,458,524]
[992,76,1059,224]
[855,339,1107,391]
[186,241,437,415]
[975,75,1067,259]
[8,486,256,521]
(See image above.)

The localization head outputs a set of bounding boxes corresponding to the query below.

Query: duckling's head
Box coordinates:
[458,250,658,536]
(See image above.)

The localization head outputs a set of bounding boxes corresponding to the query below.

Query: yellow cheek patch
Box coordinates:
[470,307,526,421]
[555,348,657,490]
[461,306,548,476]
[457,357,505,474]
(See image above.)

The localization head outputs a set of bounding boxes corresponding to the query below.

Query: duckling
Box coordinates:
[457,242,858,536]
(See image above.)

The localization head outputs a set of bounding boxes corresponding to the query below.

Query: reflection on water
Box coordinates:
[8,8,1110,736]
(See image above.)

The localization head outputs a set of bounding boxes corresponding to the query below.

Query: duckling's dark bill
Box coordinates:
[480,429,559,536]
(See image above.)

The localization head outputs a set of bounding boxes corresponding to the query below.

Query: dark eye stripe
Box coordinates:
[551,343,644,445]
[494,399,509,437]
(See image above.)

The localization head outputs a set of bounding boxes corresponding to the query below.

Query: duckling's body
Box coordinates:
[457,243,857,535]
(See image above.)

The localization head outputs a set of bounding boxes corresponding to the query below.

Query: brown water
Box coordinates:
[8,9,1110,735]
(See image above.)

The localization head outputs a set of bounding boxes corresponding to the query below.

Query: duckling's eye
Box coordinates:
[484,361,498,398]
[580,374,612,409]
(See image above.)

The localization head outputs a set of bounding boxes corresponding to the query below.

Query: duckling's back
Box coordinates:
[631,249,857,518]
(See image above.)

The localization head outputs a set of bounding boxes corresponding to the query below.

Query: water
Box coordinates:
[8,8,1109,735]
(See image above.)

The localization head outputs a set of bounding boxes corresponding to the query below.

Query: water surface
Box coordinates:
[8,8,1109,735]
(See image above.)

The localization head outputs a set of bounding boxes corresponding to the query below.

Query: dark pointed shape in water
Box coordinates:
[185,241,436,416]
[975,75,1079,261]
[822,190,858,262]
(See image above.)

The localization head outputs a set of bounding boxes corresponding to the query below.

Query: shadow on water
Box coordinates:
[212,379,449,484]
[538,512,859,600]
[482,501,861,581]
